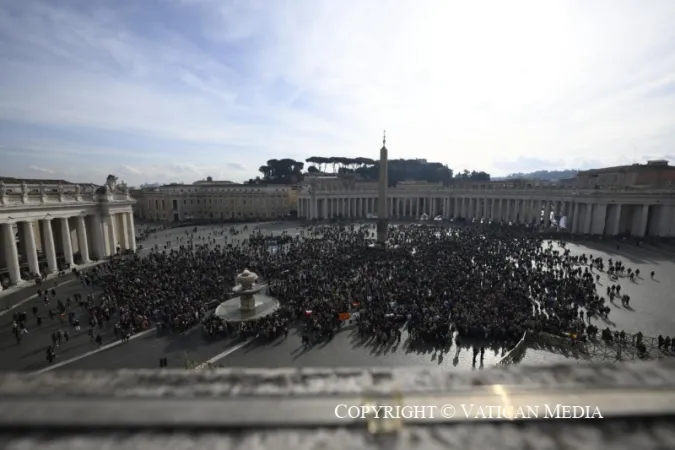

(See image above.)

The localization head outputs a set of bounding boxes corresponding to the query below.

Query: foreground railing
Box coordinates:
[0,362,674,449]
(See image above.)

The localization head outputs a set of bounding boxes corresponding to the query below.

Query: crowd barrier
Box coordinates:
[526,331,586,353]
[496,331,528,365]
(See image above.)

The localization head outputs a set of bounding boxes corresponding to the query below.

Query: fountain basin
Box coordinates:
[214,268,280,322]
[215,293,280,322]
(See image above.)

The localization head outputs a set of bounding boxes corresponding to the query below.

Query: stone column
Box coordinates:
[322,198,328,219]
[91,215,105,259]
[120,212,131,249]
[583,203,593,234]
[505,199,511,222]
[75,216,91,262]
[571,203,580,233]
[608,204,621,235]
[544,200,551,227]
[41,219,58,273]
[635,204,650,237]
[106,214,117,255]
[531,200,539,223]
[22,221,40,276]
[126,213,137,251]
[60,218,74,266]
[1,223,21,284]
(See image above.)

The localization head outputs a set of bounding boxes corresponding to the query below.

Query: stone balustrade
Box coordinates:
[0,182,131,207]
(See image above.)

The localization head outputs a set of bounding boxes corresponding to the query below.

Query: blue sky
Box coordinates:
[1,0,675,186]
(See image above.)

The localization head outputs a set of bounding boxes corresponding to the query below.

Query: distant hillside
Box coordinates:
[494,170,579,181]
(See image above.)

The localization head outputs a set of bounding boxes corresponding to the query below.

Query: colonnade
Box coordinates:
[297,195,675,238]
[0,211,136,289]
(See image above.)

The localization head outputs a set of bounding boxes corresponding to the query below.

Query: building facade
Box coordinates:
[576,160,675,189]
[0,176,136,290]
[132,182,294,222]
[297,176,675,238]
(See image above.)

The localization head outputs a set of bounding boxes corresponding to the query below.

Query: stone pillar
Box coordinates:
[322,198,328,219]
[126,213,137,251]
[41,219,58,273]
[505,199,511,222]
[532,200,539,223]
[597,203,608,235]
[635,204,649,237]
[583,203,593,234]
[1,223,21,284]
[568,202,579,233]
[22,221,40,276]
[120,212,131,249]
[106,214,117,255]
[610,204,622,236]
[75,216,91,262]
[91,215,105,259]
[544,200,551,227]
[60,218,74,265]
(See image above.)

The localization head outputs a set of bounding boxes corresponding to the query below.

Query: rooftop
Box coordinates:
[578,161,674,175]
[0,176,76,185]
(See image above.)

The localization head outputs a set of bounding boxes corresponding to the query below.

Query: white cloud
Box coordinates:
[28,165,55,174]
[1,0,675,186]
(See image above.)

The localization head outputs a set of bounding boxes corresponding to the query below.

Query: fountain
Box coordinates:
[214,269,280,322]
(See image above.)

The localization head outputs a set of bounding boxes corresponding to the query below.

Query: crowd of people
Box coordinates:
[10,219,674,367]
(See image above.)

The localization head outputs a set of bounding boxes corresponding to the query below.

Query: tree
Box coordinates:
[307,166,320,173]
[258,165,270,180]
[206,176,213,182]
[266,159,279,179]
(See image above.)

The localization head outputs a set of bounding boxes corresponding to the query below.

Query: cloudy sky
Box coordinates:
[1,0,675,186]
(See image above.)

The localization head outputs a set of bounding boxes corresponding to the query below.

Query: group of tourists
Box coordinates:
[11,218,674,367]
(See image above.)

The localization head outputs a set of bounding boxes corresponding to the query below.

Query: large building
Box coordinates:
[0,175,136,290]
[132,180,294,222]
[297,163,675,238]
[576,160,675,189]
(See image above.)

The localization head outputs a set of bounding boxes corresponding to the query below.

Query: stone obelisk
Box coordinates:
[376,131,389,247]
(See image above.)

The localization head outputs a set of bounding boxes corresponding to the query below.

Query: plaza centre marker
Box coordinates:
[334,403,604,420]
